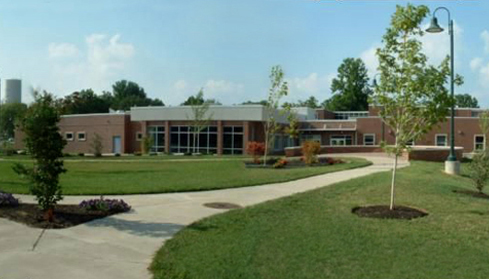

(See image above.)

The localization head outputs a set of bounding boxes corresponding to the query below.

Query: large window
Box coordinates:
[475,135,485,151]
[170,126,217,154]
[301,134,321,143]
[435,134,447,147]
[148,126,165,152]
[330,135,352,146]
[223,126,243,155]
[363,134,375,146]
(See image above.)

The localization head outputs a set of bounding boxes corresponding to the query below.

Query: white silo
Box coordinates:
[4,79,22,104]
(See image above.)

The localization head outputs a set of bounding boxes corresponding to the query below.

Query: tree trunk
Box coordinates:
[390,154,398,210]
[263,132,269,166]
[44,208,54,222]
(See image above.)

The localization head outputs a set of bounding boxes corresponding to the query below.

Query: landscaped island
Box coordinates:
[0,157,370,195]
[151,161,489,279]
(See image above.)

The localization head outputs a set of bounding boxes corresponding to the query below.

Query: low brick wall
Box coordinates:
[284,145,384,157]
[405,146,464,162]
[285,145,464,162]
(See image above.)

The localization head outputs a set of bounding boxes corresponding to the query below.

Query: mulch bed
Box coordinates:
[352,205,428,220]
[203,202,242,209]
[245,157,344,169]
[0,204,120,229]
[453,189,489,200]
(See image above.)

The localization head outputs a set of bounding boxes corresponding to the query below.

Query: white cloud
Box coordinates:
[481,30,489,54]
[204,79,245,103]
[470,57,483,71]
[286,73,335,102]
[360,44,381,77]
[173,79,188,91]
[47,34,135,96]
[48,43,79,58]
[419,21,463,65]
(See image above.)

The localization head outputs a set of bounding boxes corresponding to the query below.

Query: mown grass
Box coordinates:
[0,157,370,195]
[151,161,489,279]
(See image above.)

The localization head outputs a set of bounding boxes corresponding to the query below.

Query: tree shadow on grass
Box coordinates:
[84,216,185,238]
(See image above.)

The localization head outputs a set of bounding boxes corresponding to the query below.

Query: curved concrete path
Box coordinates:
[0,154,408,279]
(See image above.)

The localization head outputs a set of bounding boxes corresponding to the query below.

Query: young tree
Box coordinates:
[284,108,301,146]
[90,133,103,157]
[263,65,289,165]
[324,58,372,111]
[373,4,457,210]
[187,89,213,153]
[141,136,154,154]
[467,111,489,193]
[13,91,67,221]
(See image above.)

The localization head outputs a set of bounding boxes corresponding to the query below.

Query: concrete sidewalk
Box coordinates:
[0,154,407,279]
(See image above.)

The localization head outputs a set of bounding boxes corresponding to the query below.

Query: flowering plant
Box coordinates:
[0,192,19,207]
[79,196,131,213]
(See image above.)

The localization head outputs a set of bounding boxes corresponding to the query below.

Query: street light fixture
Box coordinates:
[426,7,459,175]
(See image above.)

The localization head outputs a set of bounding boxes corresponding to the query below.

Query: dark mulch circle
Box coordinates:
[0,204,121,229]
[203,202,242,210]
[453,189,489,200]
[352,205,428,220]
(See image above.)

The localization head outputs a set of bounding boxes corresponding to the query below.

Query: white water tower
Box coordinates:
[4,79,22,104]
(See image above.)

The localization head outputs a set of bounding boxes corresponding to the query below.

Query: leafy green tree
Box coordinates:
[263,65,289,165]
[0,103,27,139]
[324,58,372,111]
[13,91,66,221]
[111,80,164,111]
[61,89,112,114]
[283,96,320,109]
[373,4,458,210]
[455,93,479,108]
[181,91,221,106]
[241,100,268,106]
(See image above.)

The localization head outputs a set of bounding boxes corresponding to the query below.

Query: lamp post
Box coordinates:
[426,7,460,175]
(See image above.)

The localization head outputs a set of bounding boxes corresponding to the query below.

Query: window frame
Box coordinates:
[65,132,74,141]
[474,134,486,151]
[77,131,86,142]
[435,134,448,147]
[136,132,143,141]
[363,133,375,146]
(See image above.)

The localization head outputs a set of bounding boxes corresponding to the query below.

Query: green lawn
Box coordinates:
[151,161,489,279]
[0,157,370,195]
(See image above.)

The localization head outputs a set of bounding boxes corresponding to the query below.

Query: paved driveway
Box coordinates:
[0,154,407,279]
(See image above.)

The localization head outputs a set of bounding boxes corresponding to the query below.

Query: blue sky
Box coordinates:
[0,0,488,106]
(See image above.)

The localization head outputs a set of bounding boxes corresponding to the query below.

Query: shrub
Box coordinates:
[1,141,15,156]
[63,153,72,157]
[301,141,321,165]
[467,151,489,193]
[12,92,66,222]
[141,136,153,154]
[79,196,131,213]
[246,141,265,164]
[115,153,121,157]
[78,152,85,157]
[90,133,103,157]
[0,192,19,207]
[134,152,142,156]
[273,158,288,169]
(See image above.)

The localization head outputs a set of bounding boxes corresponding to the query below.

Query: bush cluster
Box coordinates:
[0,192,20,207]
[246,141,265,164]
[301,141,321,165]
[468,151,489,193]
[273,158,288,169]
[79,197,131,213]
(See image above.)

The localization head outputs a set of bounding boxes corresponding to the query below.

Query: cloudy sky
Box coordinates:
[0,0,488,106]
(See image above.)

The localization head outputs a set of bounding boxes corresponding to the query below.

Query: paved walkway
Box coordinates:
[0,153,408,279]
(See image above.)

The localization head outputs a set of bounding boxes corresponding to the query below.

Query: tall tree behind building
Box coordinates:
[323,58,372,111]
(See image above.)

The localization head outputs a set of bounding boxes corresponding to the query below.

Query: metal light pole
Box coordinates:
[426,7,460,175]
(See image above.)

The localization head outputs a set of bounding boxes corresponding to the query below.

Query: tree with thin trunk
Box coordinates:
[13,91,67,221]
[263,65,288,165]
[373,4,458,210]
[187,89,213,154]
